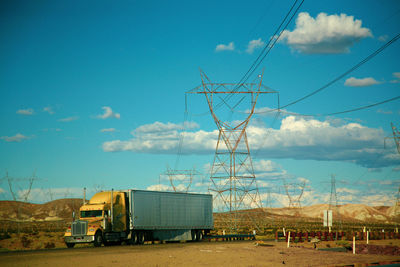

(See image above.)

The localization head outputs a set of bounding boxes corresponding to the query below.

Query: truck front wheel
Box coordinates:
[66,243,75,248]
[94,231,103,247]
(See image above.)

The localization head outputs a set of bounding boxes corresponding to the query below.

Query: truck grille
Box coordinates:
[71,220,88,236]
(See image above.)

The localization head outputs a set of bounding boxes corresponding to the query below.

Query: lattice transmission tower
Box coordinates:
[188,70,277,232]
[328,174,342,229]
[284,181,306,210]
[164,167,200,193]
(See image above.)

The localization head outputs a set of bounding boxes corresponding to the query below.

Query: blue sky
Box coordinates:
[0,0,399,207]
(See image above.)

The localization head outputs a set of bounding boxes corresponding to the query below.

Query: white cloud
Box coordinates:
[43,106,54,114]
[280,12,372,54]
[253,159,278,172]
[16,187,96,203]
[97,106,120,119]
[215,42,235,52]
[297,177,310,184]
[393,166,400,172]
[246,38,265,54]
[391,72,400,83]
[378,35,388,42]
[102,116,399,168]
[344,77,381,87]
[100,128,117,133]
[0,133,31,142]
[16,108,34,115]
[135,121,199,134]
[377,109,392,115]
[337,187,359,194]
[58,116,79,122]
[146,184,172,191]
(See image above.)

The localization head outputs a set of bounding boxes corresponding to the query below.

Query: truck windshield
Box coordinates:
[80,210,103,218]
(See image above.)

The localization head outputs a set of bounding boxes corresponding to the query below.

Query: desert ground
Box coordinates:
[1,239,399,267]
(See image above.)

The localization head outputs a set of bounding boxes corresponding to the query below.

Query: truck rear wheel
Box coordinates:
[138,231,145,245]
[130,231,138,245]
[196,230,203,242]
[191,230,197,241]
[66,243,75,248]
[94,231,103,247]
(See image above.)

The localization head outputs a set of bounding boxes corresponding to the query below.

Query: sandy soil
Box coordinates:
[1,240,399,267]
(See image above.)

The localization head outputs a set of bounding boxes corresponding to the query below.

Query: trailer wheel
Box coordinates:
[191,230,197,241]
[196,230,203,242]
[94,231,103,247]
[138,231,145,245]
[66,243,75,248]
[130,231,138,245]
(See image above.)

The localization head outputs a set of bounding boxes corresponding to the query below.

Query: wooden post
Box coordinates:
[353,236,356,254]
[367,230,369,245]
[287,231,291,248]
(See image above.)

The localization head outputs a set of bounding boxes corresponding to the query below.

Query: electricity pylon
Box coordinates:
[284,180,306,211]
[328,174,342,229]
[165,167,200,193]
[188,70,277,232]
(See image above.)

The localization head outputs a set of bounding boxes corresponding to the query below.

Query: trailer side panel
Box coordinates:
[130,190,213,230]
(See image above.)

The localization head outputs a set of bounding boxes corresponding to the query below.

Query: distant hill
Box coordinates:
[266,203,398,223]
[0,199,397,223]
[0,199,82,222]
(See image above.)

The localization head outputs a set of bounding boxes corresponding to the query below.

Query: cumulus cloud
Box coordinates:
[16,108,34,115]
[43,106,54,114]
[344,77,381,87]
[337,187,359,194]
[0,133,31,142]
[391,72,400,83]
[146,184,172,191]
[97,106,120,119]
[100,128,117,133]
[377,109,392,115]
[135,121,199,133]
[102,116,399,168]
[215,42,235,52]
[280,12,372,54]
[16,187,97,203]
[378,35,388,42]
[246,38,265,54]
[58,116,79,122]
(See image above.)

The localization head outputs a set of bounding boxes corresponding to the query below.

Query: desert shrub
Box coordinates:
[44,242,55,249]
[0,233,11,240]
[21,235,32,248]
[336,240,351,250]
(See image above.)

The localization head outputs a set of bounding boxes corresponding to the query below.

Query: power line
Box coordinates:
[278,32,400,110]
[274,95,400,117]
[213,0,304,112]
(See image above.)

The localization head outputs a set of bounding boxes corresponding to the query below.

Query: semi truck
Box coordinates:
[64,189,213,247]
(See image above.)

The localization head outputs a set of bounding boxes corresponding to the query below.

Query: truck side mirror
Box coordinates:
[108,210,111,217]
[72,211,75,220]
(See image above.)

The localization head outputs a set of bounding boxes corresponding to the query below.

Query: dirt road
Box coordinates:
[1,240,399,267]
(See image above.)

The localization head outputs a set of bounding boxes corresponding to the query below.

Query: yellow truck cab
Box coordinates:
[64,191,127,247]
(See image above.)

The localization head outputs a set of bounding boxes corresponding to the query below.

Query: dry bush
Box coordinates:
[44,242,55,249]
[0,233,11,241]
[21,235,32,248]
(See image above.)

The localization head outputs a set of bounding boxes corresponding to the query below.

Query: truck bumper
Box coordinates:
[65,235,95,243]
